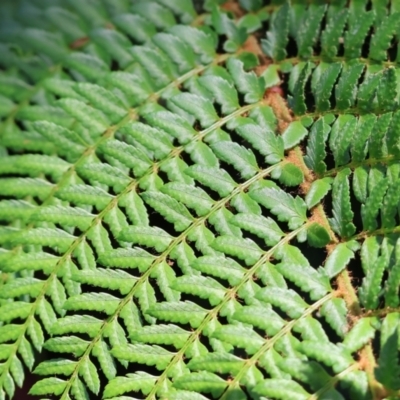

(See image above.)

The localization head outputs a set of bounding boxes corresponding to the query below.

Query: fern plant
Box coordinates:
[0,0,400,399]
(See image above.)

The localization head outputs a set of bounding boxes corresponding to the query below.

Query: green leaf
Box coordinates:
[236,122,284,164]
[79,358,100,395]
[254,379,310,400]
[227,58,263,103]
[63,292,120,316]
[335,62,364,110]
[90,28,133,68]
[0,302,31,323]
[72,268,136,295]
[146,301,207,328]
[76,162,131,192]
[22,28,68,61]
[64,52,108,80]
[249,105,277,131]
[385,109,400,156]
[357,72,381,112]
[170,93,218,128]
[324,242,356,278]
[256,287,308,319]
[307,223,330,248]
[34,359,77,377]
[344,11,375,59]
[0,278,43,299]
[212,235,263,266]
[210,141,258,179]
[331,116,356,167]
[130,324,190,349]
[30,205,94,230]
[275,257,329,300]
[376,67,398,112]
[121,122,173,160]
[56,184,113,210]
[238,13,262,33]
[74,82,126,123]
[44,336,90,357]
[369,112,392,159]
[305,178,332,209]
[0,178,52,200]
[118,227,173,253]
[359,253,386,310]
[0,325,23,345]
[153,32,196,74]
[232,305,285,335]
[185,165,236,197]
[212,8,246,52]
[119,190,149,226]
[271,163,304,187]
[0,154,70,179]
[130,45,175,87]
[375,313,400,390]
[212,324,265,355]
[381,180,400,229]
[231,191,261,215]
[361,177,389,231]
[133,1,176,28]
[185,141,219,168]
[51,315,103,338]
[296,4,327,58]
[188,352,244,374]
[0,75,32,101]
[343,317,378,353]
[141,191,193,232]
[71,377,91,400]
[144,110,196,145]
[198,75,239,114]
[352,166,369,204]
[99,140,151,177]
[106,71,151,105]
[168,25,216,64]
[329,168,356,238]
[92,340,117,381]
[57,99,109,137]
[104,372,157,398]
[261,1,289,61]
[9,356,24,388]
[98,248,154,273]
[321,8,348,58]
[159,389,211,400]
[231,213,284,246]
[314,62,342,112]
[369,13,400,62]
[32,121,86,159]
[161,183,214,217]
[300,341,353,373]
[320,298,348,338]
[281,121,308,149]
[350,114,376,163]
[172,276,226,306]
[29,377,67,396]
[191,256,245,286]
[112,13,156,43]
[173,371,227,398]
[112,344,174,371]
[250,186,307,230]
[290,62,312,115]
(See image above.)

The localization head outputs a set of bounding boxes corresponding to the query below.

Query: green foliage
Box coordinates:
[0,0,400,400]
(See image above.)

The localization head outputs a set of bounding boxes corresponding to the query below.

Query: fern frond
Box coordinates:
[1,1,400,399]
